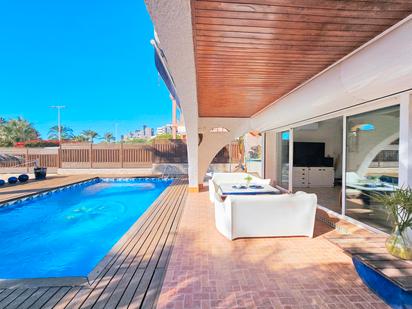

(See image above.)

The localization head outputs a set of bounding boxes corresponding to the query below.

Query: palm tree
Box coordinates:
[102,132,114,143]
[48,125,74,141]
[0,117,39,146]
[72,135,89,142]
[81,130,99,143]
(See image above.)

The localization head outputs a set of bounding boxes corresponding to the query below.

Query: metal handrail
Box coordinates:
[161,165,173,179]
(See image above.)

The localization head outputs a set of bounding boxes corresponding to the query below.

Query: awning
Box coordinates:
[151,39,181,108]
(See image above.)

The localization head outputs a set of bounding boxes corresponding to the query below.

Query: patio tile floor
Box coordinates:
[157,190,389,309]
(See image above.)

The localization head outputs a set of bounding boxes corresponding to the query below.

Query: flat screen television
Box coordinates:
[293,142,326,166]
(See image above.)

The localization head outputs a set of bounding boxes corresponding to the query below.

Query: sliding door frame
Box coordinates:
[262,90,410,232]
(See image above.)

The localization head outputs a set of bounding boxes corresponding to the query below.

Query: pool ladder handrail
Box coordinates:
[161,165,173,179]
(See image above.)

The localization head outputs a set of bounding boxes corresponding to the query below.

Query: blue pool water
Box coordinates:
[0,178,172,279]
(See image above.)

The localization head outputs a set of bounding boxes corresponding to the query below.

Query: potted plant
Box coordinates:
[372,188,412,260]
[244,175,253,187]
[34,167,47,180]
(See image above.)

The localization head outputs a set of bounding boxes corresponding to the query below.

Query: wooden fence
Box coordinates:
[0,140,242,172]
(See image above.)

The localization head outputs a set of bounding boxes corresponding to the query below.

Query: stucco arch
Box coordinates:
[197,118,251,184]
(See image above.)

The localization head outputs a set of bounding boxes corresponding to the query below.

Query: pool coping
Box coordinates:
[0,176,175,288]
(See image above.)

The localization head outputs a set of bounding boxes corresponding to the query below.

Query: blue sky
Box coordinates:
[0,0,172,140]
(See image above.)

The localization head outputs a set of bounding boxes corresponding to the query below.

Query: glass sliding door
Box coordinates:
[276,131,290,189]
[345,105,400,233]
[292,117,343,213]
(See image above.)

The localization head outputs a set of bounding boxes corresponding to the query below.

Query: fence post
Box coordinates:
[152,141,156,164]
[89,143,93,168]
[120,142,124,168]
[26,147,29,173]
[58,144,62,168]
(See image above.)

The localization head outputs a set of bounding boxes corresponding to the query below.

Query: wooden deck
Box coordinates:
[0,177,188,309]
[327,233,412,292]
[0,175,95,203]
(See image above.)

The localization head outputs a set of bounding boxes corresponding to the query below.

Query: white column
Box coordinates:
[264,131,277,181]
[399,92,412,187]
[186,126,199,191]
[288,129,294,192]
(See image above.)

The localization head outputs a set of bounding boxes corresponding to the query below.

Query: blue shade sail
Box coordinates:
[153,42,181,108]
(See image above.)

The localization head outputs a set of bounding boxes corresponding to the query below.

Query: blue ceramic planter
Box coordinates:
[353,257,412,308]
[8,177,18,184]
[18,174,29,182]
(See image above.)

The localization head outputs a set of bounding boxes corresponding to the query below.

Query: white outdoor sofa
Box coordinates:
[208,172,271,202]
[214,191,317,240]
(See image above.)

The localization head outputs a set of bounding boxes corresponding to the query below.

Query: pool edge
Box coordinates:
[0,176,176,288]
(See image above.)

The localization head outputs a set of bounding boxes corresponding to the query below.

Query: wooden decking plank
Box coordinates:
[28,287,60,309]
[17,287,49,309]
[137,182,186,270]
[367,259,412,269]
[89,182,185,309]
[379,267,412,277]
[4,288,38,309]
[147,187,188,309]
[65,181,181,309]
[157,188,187,269]
[140,269,165,309]
[40,287,71,309]
[116,182,186,308]
[0,289,15,302]
[391,276,412,289]
[114,182,186,308]
[346,247,388,254]
[79,181,185,309]
[52,287,82,309]
[127,183,187,307]
[356,252,402,261]
[0,288,27,308]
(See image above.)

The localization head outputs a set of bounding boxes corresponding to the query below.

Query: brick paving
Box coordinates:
[157,190,388,309]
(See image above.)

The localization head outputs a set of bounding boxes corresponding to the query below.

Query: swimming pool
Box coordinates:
[0,178,172,279]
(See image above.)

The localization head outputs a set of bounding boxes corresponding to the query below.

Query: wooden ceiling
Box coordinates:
[191,0,412,118]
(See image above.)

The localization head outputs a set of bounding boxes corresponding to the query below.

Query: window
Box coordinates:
[345,105,400,232]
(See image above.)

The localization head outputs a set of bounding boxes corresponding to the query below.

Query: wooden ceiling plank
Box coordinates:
[194,0,412,12]
[195,29,370,43]
[196,40,356,51]
[195,16,390,32]
[195,9,398,26]
[195,23,380,37]
[196,35,361,47]
[194,1,411,19]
